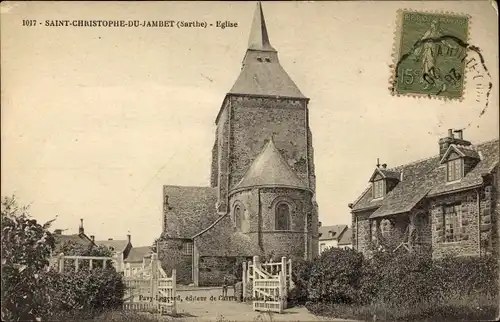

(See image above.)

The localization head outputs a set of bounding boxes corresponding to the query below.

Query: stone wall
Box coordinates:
[199,256,250,287]
[246,231,305,259]
[353,211,372,256]
[430,190,480,258]
[157,239,193,285]
[215,101,230,212]
[228,96,309,189]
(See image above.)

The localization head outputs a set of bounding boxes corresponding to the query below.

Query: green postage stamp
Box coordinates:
[392,10,470,99]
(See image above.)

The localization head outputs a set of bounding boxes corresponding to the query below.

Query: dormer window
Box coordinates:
[373,180,385,199]
[369,161,400,200]
[447,158,463,182]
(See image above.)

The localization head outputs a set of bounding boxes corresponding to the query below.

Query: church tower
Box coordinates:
[210,2,318,259]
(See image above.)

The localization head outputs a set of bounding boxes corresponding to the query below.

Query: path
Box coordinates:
[165,287,357,322]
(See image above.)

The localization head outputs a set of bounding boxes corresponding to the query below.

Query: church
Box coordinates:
[160,2,319,286]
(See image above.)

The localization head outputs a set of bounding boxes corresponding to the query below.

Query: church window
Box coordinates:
[234,205,243,230]
[275,203,290,230]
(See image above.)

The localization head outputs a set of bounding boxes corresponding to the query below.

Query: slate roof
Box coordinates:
[369,167,401,181]
[124,246,152,263]
[163,186,220,239]
[231,138,309,193]
[228,3,305,99]
[338,228,353,246]
[318,225,348,241]
[95,239,129,253]
[351,139,499,219]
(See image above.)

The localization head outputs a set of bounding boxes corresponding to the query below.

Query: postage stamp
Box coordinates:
[391,10,470,99]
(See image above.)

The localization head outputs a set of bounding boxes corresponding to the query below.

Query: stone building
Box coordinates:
[160,2,319,286]
[350,129,499,258]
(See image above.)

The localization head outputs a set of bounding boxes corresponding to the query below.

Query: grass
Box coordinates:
[306,295,499,321]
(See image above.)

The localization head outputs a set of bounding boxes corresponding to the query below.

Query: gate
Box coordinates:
[123,253,177,315]
[242,255,292,313]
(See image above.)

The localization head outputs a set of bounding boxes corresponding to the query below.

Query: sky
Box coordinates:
[1,1,498,247]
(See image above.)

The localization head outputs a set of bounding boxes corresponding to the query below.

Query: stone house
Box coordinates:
[95,234,133,272]
[318,224,352,254]
[350,130,499,258]
[160,2,319,286]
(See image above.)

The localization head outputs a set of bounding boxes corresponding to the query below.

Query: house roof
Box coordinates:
[369,167,401,182]
[338,228,352,246]
[228,3,305,99]
[231,138,309,193]
[124,246,152,263]
[439,144,480,163]
[318,225,348,241]
[53,233,94,254]
[163,185,220,239]
[351,139,499,219]
[95,239,129,253]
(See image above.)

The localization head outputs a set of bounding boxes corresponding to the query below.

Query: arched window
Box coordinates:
[234,205,243,230]
[275,203,290,230]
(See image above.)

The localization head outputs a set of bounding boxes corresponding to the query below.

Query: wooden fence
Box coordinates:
[123,253,176,315]
[242,256,292,313]
[54,253,113,272]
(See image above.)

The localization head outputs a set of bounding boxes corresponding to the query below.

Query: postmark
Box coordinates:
[391,10,471,99]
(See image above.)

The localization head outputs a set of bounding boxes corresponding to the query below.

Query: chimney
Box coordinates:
[127,234,131,244]
[438,128,471,159]
[382,163,387,169]
[90,235,95,242]
[376,158,380,168]
[78,218,84,235]
[54,229,63,235]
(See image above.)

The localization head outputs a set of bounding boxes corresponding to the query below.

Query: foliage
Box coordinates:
[305,246,499,321]
[59,239,113,257]
[287,257,312,306]
[1,195,125,322]
[37,268,125,320]
[307,247,365,304]
[1,196,56,321]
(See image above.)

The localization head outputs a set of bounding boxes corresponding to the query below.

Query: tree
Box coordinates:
[1,195,56,321]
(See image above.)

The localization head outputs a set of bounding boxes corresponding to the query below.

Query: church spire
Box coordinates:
[247,2,276,52]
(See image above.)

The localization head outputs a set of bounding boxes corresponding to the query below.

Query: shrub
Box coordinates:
[288,257,312,306]
[38,268,125,320]
[1,195,126,321]
[1,196,56,321]
[307,248,365,304]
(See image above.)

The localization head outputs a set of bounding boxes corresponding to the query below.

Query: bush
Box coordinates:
[288,257,312,306]
[38,268,125,320]
[307,248,365,304]
[1,195,126,321]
